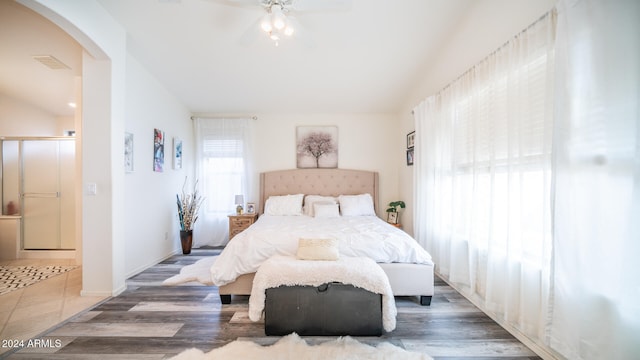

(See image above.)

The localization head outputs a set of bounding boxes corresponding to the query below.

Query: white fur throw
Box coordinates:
[170,332,432,360]
[249,255,397,332]
[162,257,216,286]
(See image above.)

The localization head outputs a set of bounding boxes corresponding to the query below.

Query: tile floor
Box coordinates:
[0,259,106,357]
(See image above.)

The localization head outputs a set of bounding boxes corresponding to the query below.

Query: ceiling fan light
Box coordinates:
[260,14,273,32]
[273,17,285,30]
[271,6,286,30]
[284,24,294,36]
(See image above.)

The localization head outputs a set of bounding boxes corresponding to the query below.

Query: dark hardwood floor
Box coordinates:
[2,249,541,359]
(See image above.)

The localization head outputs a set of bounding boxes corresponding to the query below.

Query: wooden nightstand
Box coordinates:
[228,213,258,240]
[389,223,402,230]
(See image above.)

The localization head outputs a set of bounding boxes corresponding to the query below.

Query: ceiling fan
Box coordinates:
[212,0,353,46]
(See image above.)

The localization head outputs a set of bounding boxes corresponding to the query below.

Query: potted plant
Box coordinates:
[385,200,405,225]
[176,177,204,254]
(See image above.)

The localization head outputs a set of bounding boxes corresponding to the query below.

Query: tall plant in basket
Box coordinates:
[176,177,203,254]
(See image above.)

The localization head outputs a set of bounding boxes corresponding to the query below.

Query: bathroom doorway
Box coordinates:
[1,137,76,252]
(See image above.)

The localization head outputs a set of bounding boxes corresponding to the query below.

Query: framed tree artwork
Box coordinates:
[296,126,338,168]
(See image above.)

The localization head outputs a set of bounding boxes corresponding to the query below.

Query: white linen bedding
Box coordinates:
[210,215,433,286]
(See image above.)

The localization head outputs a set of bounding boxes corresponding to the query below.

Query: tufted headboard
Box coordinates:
[259,169,379,214]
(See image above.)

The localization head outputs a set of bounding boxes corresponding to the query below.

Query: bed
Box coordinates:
[212,168,435,306]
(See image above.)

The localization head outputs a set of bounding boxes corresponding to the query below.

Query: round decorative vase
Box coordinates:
[180,230,193,255]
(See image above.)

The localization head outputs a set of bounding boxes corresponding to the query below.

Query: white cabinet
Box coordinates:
[0,216,21,260]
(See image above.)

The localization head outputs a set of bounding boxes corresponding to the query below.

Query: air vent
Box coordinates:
[32,55,70,70]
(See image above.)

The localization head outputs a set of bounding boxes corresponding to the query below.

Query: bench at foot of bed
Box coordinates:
[265,283,383,336]
[221,294,432,306]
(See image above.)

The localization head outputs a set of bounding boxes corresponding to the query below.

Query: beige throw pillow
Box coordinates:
[296,238,339,261]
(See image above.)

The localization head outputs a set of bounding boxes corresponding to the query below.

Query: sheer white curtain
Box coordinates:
[193,118,254,247]
[414,11,556,349]
[550,0,640,358]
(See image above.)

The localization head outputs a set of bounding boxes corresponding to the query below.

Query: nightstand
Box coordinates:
[228,213,258,240]
[389,223,402,230]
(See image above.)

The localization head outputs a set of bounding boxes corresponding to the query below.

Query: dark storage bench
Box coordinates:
[264,282,383,336]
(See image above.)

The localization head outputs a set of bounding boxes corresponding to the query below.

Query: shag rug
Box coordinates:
[0,265,78,296]
[170,332,432,360]
[162,257,217,286]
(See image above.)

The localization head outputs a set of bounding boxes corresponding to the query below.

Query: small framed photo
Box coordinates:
[387,212,398,224]
[406,148,414,166]
[246,203,256,214]
[407,131,415,149]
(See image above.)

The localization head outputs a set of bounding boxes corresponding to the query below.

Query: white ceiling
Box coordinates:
[1,0,474,117]
[0,1,82,118]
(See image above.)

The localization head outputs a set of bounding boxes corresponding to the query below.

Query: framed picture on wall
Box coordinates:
[296,126,338,168]
[124,132,134,173]
[173,137,183,170]
[406,148,414,166]
[153,128,164,172]
[407,131,415,149]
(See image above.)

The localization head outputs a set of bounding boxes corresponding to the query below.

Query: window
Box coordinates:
[201,138,245,213]
[413,10,556,343]
[449,53,553,261]
[194,118,253,246]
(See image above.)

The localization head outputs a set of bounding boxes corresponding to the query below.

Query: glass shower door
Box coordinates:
[21,140,74,250]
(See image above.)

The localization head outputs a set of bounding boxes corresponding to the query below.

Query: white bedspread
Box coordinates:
[248,255,397,332]
[210,215,433,286]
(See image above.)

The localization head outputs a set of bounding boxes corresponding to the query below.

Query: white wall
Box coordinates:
[23,0,195,293]
[23,0,128,296]
[56,116,75,135]
[397,0,557,235]
[123,54,192,277]
[0,95,61,136]
[249,113,401,216]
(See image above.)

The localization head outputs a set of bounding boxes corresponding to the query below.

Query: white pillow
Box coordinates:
[303,195,337,216]
[314,203,340,218]
[296,238,339,261]
[264,194,304,216]
[338,194,376,216]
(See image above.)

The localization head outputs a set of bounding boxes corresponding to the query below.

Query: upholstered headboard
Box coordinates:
[259,169,379,214]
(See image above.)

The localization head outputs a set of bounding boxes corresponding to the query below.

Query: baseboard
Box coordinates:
[124,248,181,279]
[18,250,76,259]
[435,271,562,360]
[79,250,179,297]
[80,283,125,297]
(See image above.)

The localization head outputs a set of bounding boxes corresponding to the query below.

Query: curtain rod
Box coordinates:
[190,115,258,120]
[430,10,555,98]
[410,11,554,118]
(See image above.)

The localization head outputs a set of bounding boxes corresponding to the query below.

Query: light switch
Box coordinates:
[87,183,97,195]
